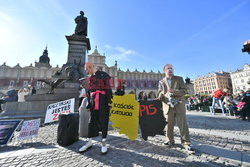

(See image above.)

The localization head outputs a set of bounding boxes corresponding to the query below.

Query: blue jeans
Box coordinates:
[211,97,225,114]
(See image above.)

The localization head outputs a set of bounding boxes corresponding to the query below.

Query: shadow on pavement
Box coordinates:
[62,135,226,167]
[0,142,57,153]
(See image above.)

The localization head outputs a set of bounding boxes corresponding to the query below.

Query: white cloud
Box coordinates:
[104,44,111,49]
[104,44,142,62]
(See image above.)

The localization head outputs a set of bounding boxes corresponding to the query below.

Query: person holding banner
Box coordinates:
[79,62,112,154]
[158,64,193,151]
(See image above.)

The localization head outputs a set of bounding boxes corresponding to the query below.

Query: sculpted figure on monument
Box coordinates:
[75,11,88,36]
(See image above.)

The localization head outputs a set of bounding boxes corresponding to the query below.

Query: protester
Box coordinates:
[158,64,193,151]
[79,62,112,154]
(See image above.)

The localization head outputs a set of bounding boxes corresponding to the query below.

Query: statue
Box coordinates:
[242,40,250,55]
[185,77,192,84]
[74,11,88,36]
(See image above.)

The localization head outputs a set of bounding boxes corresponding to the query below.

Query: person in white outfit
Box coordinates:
[18,88,29,102]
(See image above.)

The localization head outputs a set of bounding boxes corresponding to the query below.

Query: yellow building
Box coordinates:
[194,71,232,95]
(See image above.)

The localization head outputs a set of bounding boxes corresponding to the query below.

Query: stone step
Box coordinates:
[0,114,45,121]
[0,110,46,116]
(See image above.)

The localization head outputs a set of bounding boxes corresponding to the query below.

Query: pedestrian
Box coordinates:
[79,62,112,154]
[158,64,193,151]
[211,88,229,115]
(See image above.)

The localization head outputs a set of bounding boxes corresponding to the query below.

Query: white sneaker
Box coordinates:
[79,140,92,152]
[101,139,108,154]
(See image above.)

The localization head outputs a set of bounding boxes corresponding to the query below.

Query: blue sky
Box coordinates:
[0,0,249,79]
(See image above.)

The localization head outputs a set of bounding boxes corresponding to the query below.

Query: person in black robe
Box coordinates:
[79,62,112,154]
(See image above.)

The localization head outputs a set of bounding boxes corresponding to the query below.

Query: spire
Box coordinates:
[115,60,117,66]
[93,45,99,54]
[39,46,50,64]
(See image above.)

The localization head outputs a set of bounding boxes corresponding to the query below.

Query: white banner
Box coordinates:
[44,98,75,124]
[19,119,40,140]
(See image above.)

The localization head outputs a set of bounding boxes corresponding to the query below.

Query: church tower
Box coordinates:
[35,46,52,68]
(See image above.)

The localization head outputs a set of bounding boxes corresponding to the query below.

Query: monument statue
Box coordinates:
[242,40,250,55]
[74,11,88,36]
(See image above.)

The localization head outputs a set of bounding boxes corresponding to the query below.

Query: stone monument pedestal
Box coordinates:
[0,35,91,123]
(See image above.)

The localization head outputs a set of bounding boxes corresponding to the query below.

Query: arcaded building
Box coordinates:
[88,47,165,98]
[0,47,60,94]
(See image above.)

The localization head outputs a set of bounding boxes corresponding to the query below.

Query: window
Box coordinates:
[23,81,28,87]
[36,81,41,89]
[9,80,14,87]
[241,79,244,83]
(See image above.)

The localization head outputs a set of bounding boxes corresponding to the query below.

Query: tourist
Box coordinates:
[211,88,229,115]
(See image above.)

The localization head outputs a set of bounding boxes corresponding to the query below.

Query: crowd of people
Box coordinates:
[186,89,250,121]
[0,85,36,111]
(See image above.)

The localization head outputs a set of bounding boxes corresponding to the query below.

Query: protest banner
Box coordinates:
[44,98,75,124]
[139,100,167,140]
[19,119,40,140]
[0,120,23,146]
[110,94,139,140]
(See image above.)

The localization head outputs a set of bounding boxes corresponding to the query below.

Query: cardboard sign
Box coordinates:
[110,94,139,140]
[139,100,167,140]
[44,98,75,124]
[19,119,40,140]
[0,120,23,145]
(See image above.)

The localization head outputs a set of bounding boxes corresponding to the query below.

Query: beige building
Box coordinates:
[88,47,165,98]
[194,71,232,95]
[0,47,60,94]
[0,46,192,99]
[230,64,250,94]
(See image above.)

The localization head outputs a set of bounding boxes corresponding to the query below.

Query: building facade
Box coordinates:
[194,71,232,95]
[88,47,165,98]
[0,47,60,94]
[0,46,192,99]
[230,64,250,94]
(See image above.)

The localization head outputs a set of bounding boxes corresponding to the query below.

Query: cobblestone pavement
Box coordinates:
[0,111,250,167]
